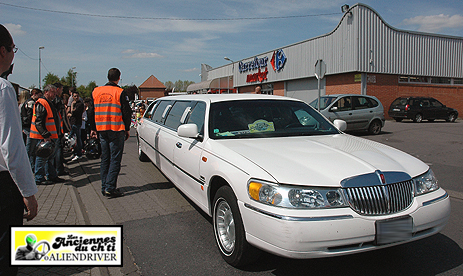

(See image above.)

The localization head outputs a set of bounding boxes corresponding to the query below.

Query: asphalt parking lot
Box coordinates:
[359,119,463,197]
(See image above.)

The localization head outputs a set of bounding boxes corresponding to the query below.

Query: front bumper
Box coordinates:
[239,188,450,259]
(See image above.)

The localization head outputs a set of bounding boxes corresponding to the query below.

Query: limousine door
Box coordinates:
[172,102,208,210]
[148,100,175,177]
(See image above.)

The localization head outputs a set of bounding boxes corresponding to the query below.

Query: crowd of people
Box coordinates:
[18,83,96,184]
[131,100,147,127]
[1,24,132,275]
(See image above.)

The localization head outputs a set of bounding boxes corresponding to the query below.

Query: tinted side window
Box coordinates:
[334,97,352,111]
[353,96,370,110]
[411,99,420,107]
[144,101,158,119]
[152,100,172,124]
[165,101,192,130]
[187,102,206,135]
[420,99,431,107]
[430,99,443,108]
[367,97,379,107]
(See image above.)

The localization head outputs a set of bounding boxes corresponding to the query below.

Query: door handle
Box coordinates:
[176,142,182,148]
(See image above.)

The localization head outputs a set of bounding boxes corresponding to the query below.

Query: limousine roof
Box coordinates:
[155,93,303,103]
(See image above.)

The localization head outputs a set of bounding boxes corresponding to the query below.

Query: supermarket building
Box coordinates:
[189,3,463,118]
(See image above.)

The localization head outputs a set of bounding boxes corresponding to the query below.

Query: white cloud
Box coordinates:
[4,23,26,36]
[180,68,198,72]
[121,49,163,59]
[402,14,463,32]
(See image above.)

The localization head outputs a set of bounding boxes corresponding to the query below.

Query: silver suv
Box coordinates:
[309,94,385,135]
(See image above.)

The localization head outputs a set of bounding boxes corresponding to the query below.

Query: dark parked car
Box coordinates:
[388,97,458,123]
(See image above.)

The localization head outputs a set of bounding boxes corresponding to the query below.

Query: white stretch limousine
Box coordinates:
[136,94,450,267]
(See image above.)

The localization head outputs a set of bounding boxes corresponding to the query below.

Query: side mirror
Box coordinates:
[177,123,199,138]
[333,119,347,131]
[330,106,338,112]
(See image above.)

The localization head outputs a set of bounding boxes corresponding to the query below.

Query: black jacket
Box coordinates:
[21,97,36,129]
[53,96,70,133]
[34,97,61,139]
[69,100,85,126]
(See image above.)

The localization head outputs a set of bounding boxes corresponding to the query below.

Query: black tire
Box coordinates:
[413,113,423,123]
[446,113,457,122]
[137,136,149,162]
[213,186,260,267]
[368,120,382,135]
[394,118,403,122]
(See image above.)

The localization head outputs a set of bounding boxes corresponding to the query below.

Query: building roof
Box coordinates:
[139,75,166,89]
[207,3,463,87]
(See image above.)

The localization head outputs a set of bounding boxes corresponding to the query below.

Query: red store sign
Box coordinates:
[242,49,286,83]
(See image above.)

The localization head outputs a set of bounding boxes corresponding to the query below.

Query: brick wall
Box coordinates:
[366,74,399,119]
[273,82,285,96]
[326,72,362,95]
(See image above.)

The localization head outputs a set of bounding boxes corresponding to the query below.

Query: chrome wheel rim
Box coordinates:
[215,199,235,254]
[137,139,142,156]
[415,114,422,122]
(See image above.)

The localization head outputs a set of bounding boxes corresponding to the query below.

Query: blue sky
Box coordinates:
[2,0,463,89]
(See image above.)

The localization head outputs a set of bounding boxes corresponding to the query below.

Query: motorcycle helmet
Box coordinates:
[64,133,76,150]
[36,140,55,158]
[85,138,101,159]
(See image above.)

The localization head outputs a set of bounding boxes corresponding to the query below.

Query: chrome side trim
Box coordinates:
[140,136,205,185]
[422,192,449,207]
[244,203,353,222]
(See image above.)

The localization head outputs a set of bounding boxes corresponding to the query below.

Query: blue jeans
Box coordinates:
[69,124,83,157]
[34,138,59,182]
[24,129,36,171]
[99,131,125,193]
[54,135,65,174]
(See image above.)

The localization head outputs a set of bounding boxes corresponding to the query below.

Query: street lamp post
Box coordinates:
[224,57,234,93]
[38,46,44,89]
[71,67,76,87]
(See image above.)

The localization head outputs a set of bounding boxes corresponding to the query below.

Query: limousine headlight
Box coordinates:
[414,169,439,196]
[247,180,347,209]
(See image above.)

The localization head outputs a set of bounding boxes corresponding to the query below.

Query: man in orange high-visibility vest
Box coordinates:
[90,68,131,198]
[29,84,65,185]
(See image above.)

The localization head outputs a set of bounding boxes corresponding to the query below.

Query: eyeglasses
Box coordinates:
[5,45,18,53]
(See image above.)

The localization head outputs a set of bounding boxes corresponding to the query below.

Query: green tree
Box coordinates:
[164,81,174,91]
[43,73,60,86]
[64,69,77,87]
[77,81,97,98]
[166,80,195,92]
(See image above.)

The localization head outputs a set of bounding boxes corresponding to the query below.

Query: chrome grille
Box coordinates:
[343,180,414,215]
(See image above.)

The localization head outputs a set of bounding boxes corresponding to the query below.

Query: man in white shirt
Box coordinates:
[0,24,38,275]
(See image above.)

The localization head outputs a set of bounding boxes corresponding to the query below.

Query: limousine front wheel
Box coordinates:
[213,186,260,267]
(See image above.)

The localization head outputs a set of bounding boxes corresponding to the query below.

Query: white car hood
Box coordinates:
[215,134,428,187]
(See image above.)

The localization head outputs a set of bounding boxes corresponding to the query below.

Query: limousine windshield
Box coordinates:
[209,100,340,139]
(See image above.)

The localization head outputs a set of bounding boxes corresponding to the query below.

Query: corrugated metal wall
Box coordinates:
[357,5,463,78]
[207,3,463,86]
